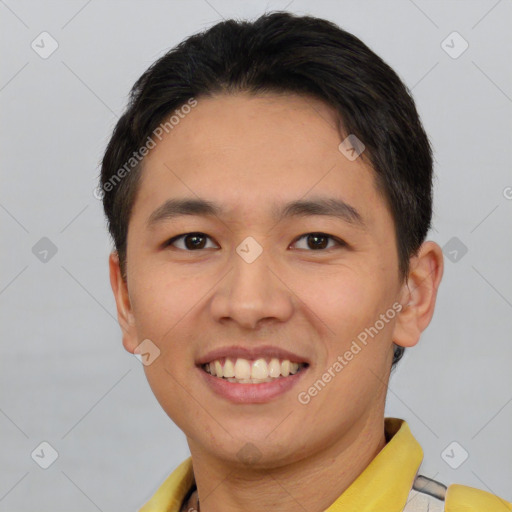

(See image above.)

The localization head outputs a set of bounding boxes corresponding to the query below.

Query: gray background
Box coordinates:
[1,0,511,510]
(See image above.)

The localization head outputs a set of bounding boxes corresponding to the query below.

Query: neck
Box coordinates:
[186,410,387,512]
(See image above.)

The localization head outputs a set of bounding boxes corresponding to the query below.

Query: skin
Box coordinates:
[109,92,444,512]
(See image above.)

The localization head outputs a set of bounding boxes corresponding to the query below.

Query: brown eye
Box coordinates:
[165,233,217,250]
[291,233,345,251]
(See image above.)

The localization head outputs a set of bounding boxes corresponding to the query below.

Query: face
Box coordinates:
[110,92,439,468]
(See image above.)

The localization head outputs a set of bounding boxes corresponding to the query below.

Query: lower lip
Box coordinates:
[197,365,308,404]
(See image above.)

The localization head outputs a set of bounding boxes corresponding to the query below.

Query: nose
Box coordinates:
[209,242,294,330]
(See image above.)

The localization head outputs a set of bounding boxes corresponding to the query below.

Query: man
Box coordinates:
[100,11,512,512]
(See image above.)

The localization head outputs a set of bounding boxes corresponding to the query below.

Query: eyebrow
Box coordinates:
[146,196,365,229]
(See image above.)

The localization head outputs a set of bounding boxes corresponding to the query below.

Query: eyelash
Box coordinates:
[163,232,347,251]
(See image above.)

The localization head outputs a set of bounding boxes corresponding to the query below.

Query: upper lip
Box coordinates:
[196,345,310,365]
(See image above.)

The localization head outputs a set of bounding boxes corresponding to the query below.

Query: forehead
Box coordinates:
[132,92,390,229]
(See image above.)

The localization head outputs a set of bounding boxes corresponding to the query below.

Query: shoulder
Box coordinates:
[445,483,512,511]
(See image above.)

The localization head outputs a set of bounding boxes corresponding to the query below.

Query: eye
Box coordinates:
[164,232,218,250]
[291,233,346,251]
[163,232,346,251]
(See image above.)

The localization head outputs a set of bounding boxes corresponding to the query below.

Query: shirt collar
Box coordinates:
[325,417,423,511]
[138,417,423,512]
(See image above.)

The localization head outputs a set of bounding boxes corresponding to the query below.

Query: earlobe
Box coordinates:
[392,241,444,348]
[109,251,138,354]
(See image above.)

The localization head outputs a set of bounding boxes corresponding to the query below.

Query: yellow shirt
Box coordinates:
[138,417,512,512]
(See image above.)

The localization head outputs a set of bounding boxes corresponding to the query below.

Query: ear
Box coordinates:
[109,251,138,354]
[393,241,444,348]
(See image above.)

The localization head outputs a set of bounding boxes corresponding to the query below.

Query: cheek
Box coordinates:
[303,268,378,330]
[129,268,207,378]
[129,269,194,338]
[311,267,397,360]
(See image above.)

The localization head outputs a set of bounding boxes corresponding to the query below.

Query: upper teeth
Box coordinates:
[204,358,304,380]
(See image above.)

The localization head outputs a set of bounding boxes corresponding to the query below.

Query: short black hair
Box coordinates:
[100,11,434,368]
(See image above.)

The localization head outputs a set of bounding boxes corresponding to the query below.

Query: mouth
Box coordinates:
[201,357,309,384]
[196,350,309,405]
[196,346,310,403]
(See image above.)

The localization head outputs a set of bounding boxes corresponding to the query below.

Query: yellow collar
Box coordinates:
[138,417,423,512]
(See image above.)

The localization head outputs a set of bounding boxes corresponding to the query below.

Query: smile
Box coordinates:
[202,357,308,383]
